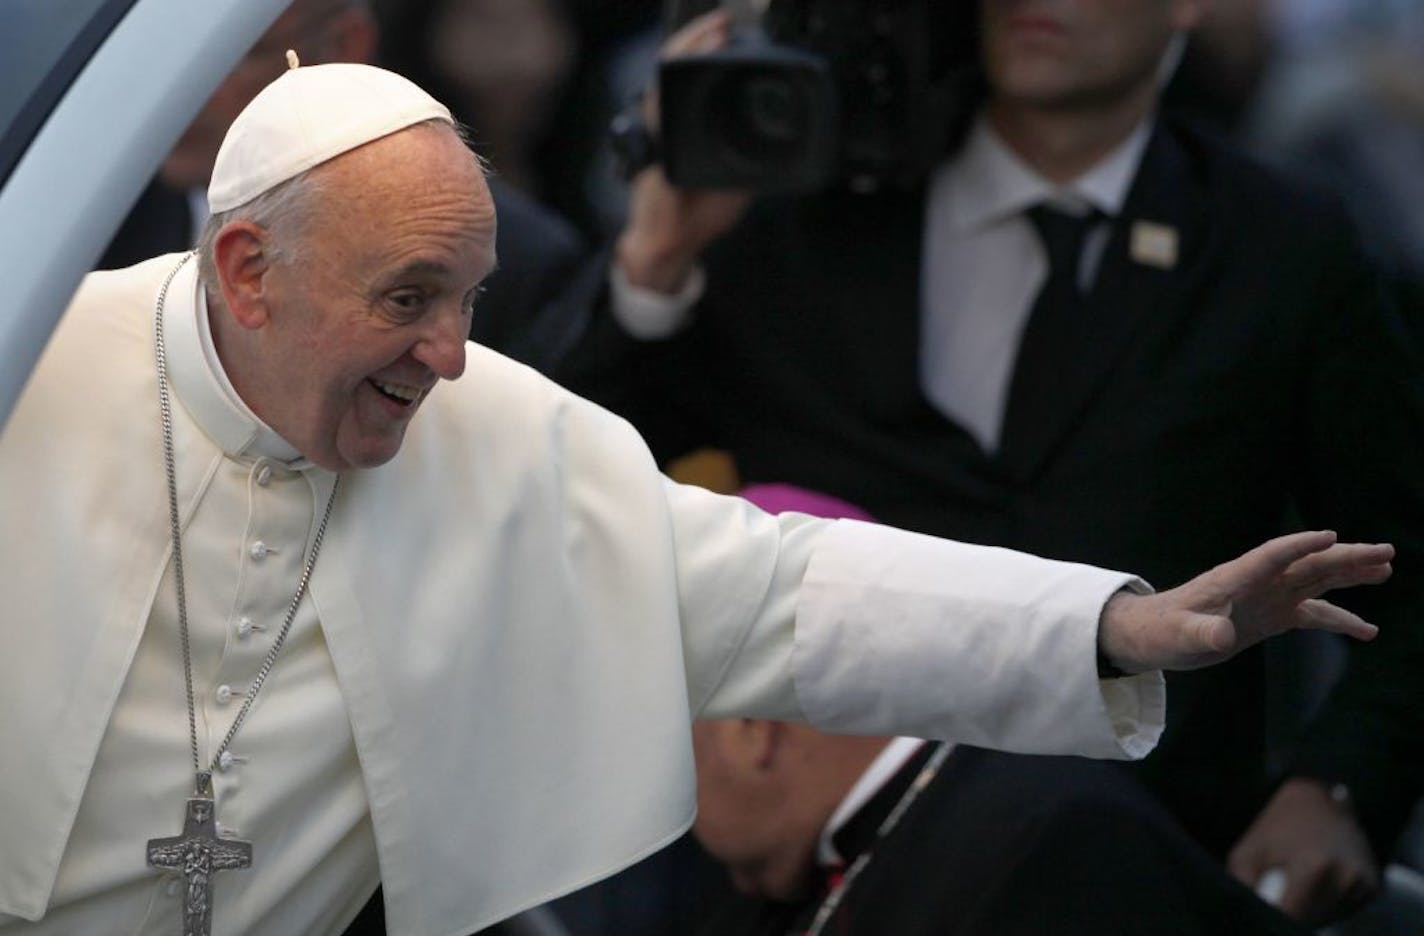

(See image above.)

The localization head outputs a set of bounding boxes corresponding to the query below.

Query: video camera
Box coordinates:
[637,0,981,193]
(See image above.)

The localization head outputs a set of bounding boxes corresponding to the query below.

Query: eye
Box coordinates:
[385,290,428,319]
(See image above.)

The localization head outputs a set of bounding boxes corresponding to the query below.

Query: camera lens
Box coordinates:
[657,47,836,190]
[706,68,811,171]
[742,76,799,143]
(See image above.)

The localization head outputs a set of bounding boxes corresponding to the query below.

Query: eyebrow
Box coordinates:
[389,260,455,281]
[390,256,500,282]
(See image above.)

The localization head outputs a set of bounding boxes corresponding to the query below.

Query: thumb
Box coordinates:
[1187,611,1236,655]
[1276,863,1318,921]
[1227,836,1265,887]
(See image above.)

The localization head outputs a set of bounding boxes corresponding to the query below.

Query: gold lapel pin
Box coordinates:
[1130,220,1178,270]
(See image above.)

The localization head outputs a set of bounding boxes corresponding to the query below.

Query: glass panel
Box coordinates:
[0,0,130,176]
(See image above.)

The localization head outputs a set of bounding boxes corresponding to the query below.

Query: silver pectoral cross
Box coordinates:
[146,777,252,936]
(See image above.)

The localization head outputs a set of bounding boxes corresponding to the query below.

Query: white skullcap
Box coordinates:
[208,58,452,213]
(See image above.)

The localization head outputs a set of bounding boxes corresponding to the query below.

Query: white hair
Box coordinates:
[196,168,324,288]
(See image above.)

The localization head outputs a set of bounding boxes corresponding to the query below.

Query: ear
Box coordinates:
[212,220,276,331]
[739,719,786,771]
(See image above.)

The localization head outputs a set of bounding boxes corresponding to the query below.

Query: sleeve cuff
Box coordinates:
[608,262,706,340]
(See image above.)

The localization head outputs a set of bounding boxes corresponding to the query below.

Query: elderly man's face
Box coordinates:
[245,124,496,470]
[981,0,1203,112]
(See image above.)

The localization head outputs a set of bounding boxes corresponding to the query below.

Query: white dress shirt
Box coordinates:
[921,115,1151,452]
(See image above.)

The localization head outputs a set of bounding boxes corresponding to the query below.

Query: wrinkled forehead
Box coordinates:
[316,122,492,216]
[309,124,498,274]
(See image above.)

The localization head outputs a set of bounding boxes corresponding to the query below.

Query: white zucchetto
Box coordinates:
[207,58,452,213]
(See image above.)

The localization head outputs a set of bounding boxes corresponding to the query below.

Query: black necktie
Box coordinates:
[1000,204,1104,467]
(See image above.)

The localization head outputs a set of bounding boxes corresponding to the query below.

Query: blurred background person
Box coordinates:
[375,0,662,240]
[691,721,1306,935]
[1164,0,1424,349]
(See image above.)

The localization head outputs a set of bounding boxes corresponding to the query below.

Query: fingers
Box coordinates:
[664,9,733,57]
[646,12,734,130]
[1297,598,1379,641]
[1281,542,1394,598]
[1221,530,1338,587]
[1275,858,1377,926]
[1212,532,1392,612]
[1229,779,1383,925]
[1227,837,1265,889]
[1276,865,1321,922]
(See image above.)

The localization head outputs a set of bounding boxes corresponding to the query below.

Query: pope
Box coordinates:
[0,58,1393,936]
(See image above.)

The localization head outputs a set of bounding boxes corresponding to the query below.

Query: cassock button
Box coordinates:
[256,465,273,487]
[249,541,269,560]
[215,684,234,705]
[236,616,253,639]
[218,750,237,772]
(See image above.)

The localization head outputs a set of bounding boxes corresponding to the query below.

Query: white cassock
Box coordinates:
[0,255,1164,935]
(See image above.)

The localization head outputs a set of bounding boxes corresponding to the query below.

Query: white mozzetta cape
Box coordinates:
[0,255,1163,934]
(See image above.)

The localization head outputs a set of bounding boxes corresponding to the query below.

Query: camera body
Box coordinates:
[655,0,979,193]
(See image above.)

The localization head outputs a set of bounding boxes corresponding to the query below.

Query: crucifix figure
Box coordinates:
[147,782,253,936]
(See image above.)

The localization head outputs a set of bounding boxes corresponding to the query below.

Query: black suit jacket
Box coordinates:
[99,175,593,374]
[698,746,1307,936]
[561,118,1424,860]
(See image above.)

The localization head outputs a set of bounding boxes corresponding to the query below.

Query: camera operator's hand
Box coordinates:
[617,10,754,295]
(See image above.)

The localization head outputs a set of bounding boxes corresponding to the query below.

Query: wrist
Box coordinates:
[1285,776,1356,814]
[1097,590,1148,676]
[615,228,701,295]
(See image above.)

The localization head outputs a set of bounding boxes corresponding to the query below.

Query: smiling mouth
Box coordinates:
[370,379,423,407]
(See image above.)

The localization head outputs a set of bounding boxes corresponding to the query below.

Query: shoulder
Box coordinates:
[4,255,185,477]
[408,343,658,477]
[29,254,184,392]
[69,253,184,322]
[1161,117,1354,244]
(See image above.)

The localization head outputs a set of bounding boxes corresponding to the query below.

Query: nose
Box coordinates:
[414,306,468,381]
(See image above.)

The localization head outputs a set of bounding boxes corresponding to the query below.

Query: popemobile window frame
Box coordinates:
[0,0,290,430]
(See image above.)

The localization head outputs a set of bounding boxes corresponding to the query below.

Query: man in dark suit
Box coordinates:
[100,0,592,375]
[691,721,1306,935]
[559,1,1424,927]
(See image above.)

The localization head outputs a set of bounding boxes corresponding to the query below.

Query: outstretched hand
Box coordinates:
[1099,531,1392,674]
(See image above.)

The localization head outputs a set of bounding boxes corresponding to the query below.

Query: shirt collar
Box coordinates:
[816,737,929,867]
[941,111,1155,232]
[162,253,307,465]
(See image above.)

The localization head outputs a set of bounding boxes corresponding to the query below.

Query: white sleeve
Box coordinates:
[791,518,1165,760]
[608,261,706,340]
[668,478,1166,760]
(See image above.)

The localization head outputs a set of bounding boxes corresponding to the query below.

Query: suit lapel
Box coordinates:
[997,123,1215,482]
